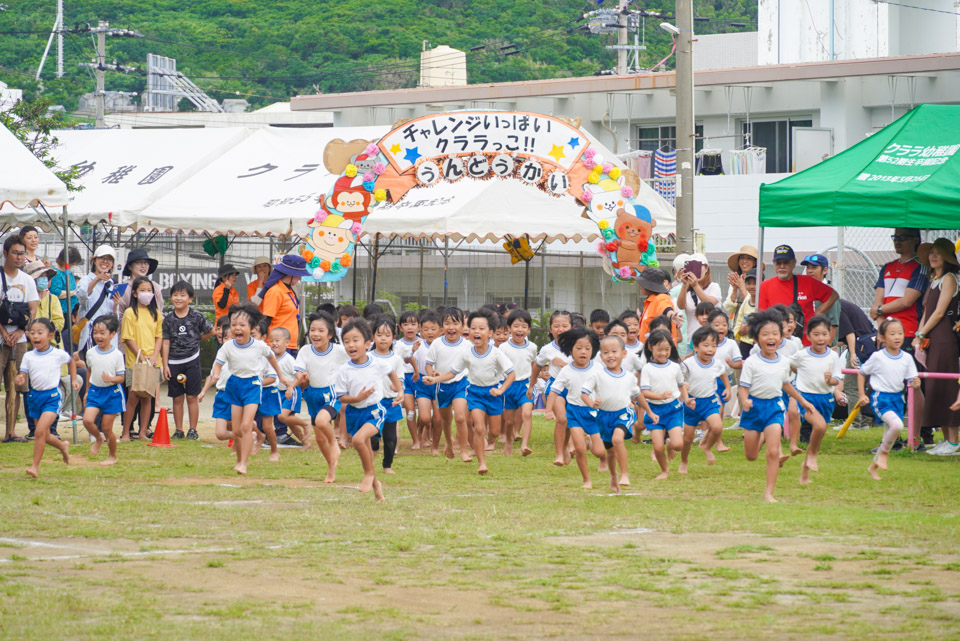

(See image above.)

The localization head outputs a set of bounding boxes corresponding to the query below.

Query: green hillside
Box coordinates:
[0,1,756,111]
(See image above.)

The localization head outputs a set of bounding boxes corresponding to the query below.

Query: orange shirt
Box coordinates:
[212,282,239,321]
[246,279,266,308]
[262,282,300,345]
[639,293,679,343]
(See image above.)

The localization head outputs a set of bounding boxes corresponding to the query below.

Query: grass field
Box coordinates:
[1,416,959,641]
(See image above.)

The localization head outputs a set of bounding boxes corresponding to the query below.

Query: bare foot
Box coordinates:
[302,440,314,451]
[521,446,532,457]
[582,480,593,489]
[411,442,421,450]
[563,450,572,466]
[868,462,882,480]
[678,462,688,474]
[553,456,565,467]
[790,446,804,457]
[805,456,818,473]
[655,471,669,480]
[460,452,473,463]
[268,452,280,463]
[250,442,261,457]
[598,461,608,472]
[609,476,620,493]
[763,493,778,503]
[120,436,130,442]
[235,463,247,475]
[372,479,386,503]
[25,467,38,478]
[800,460,811,485]
[60,443,70,464]
[715,443,730,453]
[484,441,495,452]
[100,456,117,467]
[668,448,676,461]
[504,444,513,456]
[358,473,375,493]
[324,450,340,484]
[619,474,630,487]
[384,468,396,475]
[876,450,889,471]
[703,448,716,466]
[779,453,791,467]
[90,438,103,457]
[477,463,488,475]
[650,449,658,462]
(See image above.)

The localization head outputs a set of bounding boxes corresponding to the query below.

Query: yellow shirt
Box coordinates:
[37,292,65,347]
[120,304,163,369]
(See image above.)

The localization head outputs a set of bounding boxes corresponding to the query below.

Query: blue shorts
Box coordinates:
[683,395,722,426]
[436,378,468,409]
[546,376,569,399]
[257,387,282,418]
[212,389,232,420]
[503,378,533,410]
[647,399,684,431]
[403,372,416,396]
[379,398,404,423]
[466,384,504,416]
[304,385,340,421]
[223,375,262,408]
[86,384,125,416]
[280,386,302,414]
[26,388,60,419]
[799,391,834,423]
[597,407,635,448]
[871,390,904,421]
[741,395,786,432]
[565,403,599,435]
[414,377,437,401]
[344,403,385,437]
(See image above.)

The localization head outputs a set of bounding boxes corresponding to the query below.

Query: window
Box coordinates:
[741,118,813,173]
[634,124,704,152]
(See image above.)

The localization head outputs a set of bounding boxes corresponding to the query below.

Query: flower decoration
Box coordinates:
[363,180,376,192]
[314,210,328,223]
[618,266,632,278]
[309,256,321,269]
[345,164,358,178]
[597,219,608,229]
[330,261,342,273]
[302,249,315,262]
[374,189,387,202]
[584,148,596,159]
[365,143,379,156]
[621,186,633,198]
[601,162,613,174]
[605,241,619,253]
[340,254,352,267]
[587,173,599,184]
[372,162,386,175]
[597,241,608,255]
[609,167,622,180]
[583,159,596,170]
[351,222,363,236]
[363,172,375,183]
[312,267,325,279]
[320,260,332,271]
[581,190,593,203]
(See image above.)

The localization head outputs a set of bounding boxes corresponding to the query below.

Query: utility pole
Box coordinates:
[77,21,143,128]
[617,7,628,75]
[674,0,695,254]
[35,0,64,80]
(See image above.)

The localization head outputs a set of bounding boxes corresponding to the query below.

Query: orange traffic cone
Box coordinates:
[148,407,175,448]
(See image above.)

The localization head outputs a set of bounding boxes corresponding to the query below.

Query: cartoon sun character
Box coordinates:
[325,175,373,224]
[613,203,657,272]
[307,213,356,263]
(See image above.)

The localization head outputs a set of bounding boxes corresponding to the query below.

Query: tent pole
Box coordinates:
[62,206,77,444]
[757,227,765,282]
[418,244,424,310]
[369,233,380,304]
[540,248,547,321]
[352,242,358,306]
[836,227,845,301]
[523,258,530,310]
[443,237,449,307]
[579,251,584,314]
[175,231,180,282]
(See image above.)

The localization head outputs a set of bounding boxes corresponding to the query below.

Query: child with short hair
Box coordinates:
[589,309,610,338]
[709,308,742,451]
[337,304,360,338]
[754,304,805,457]
[412,310,441,453]
[529,311,574,467]
[500,309,538,456]
[549,328,602,488]
[269,327,308,447]
[618,310,642,351]
[641,330,686,480]
[251,321,281,462]
[370,315,405,474]
[80,314,125,466]
[425,307,472,462]
[396,311,421,448]
[20,318,80,477]
[161,280,213,440]
[334,318,402,502]
[426,311,516,474]
[679,326,729,473]
[491,313,510,348]
[858,318,919,481]
[739,310,815,502]
[199,315,235,447]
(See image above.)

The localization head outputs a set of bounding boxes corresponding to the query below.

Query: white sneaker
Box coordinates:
[927,441,947,455]
[936,442,960,456]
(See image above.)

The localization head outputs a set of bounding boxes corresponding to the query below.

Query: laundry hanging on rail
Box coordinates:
[696,151,724,176]
[653,149,677,205]
[729,147,767,175]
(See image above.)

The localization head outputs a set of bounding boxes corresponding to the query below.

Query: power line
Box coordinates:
[871,0,960,16]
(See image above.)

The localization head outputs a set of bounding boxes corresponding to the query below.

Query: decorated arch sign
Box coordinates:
[297,111,658,283]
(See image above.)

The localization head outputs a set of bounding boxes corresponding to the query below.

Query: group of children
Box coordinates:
[19,286,938,505]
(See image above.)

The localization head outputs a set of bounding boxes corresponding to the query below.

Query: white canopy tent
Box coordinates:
[0,123,69,222]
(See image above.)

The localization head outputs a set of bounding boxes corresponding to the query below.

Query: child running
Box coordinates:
[425,308,472,462]
[413,310,442,455]
[161,280,213,440]
[858,318,919,481]
[499,309,538,456]
[680,327,730,472]
[709,309,742,452]
[252,321,281,462]
[425,311,515,474]
[529,311,573,467]
[640,329,687,479]
[270,327,308,447]
[752,304,804,457]
[396,311,421,449]
[20,318,80,478]
[548,328,602,488]
[370,315,405,474]
[199,315,234,449]
[292,311,347,483]
[790,315,844,484]
[739,310,815,502]
[80,314,125,466]
[334,318,403,502]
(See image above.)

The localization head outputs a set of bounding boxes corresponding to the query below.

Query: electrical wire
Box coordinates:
[871,0,960,16]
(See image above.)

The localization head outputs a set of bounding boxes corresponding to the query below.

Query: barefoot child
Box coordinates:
[500,309,538,456]
[270,327,308,447]
[680,327,730,473]
[858,318,919,481]
[529,311,573,466]
[425,308,471,462]
[739,310,815,502]
[292,311,347,483]
[334,318,402,502]
[80,314,125,466]
[20,318,79,477]
[252,321,281,462]
[752,305,805,457]
[604,319,646,443]
[412,310,442,454]
[426,311,516,474]
[790,315,844,484]
[396,311,421,448]
[199,315,234,448]
[641,330,687,479]
[161,280,213,440]
[709,309,742,451]
[548,328,602,488]
[370,315,405,474]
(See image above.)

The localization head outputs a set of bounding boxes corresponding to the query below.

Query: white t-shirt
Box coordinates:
[499,338,538,381]
[581,367,641,412]
[453,345,514,387]
[333,356,393,408]
[715,336,743,377]
[682,357,727,398]
[750,336,803,359]
[396,337,418,374]
[790,347,843,395]
[87,345,125,389]
[20,346,70,390]
[740,354,793,400]
[260,359,278,389]
[860,348,918,393]
[214,337,272,379]
[640,361,684,404]
[551,361,597,407]
[684,281,723,336]
[216,361,231,391]
[370,350,405,399]
[0,268,39,343]
[295,343,349,388]
[273,352,297,391]
[535,341,571,379]
[412,338,432,376]
[426,336,470,383]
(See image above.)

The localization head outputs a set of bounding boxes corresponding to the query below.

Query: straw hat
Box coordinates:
[727,245,758,273]
[251,256,272,272]
[918,238,959,268]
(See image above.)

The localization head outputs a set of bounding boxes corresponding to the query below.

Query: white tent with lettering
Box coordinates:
[0,123,70,223]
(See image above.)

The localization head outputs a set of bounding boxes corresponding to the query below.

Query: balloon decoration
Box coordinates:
[299,111,659,283]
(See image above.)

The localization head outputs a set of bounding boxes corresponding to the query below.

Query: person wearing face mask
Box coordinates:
[115,248,163,321]
[119,276,164,441]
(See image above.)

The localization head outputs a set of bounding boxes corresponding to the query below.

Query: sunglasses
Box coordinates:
[891,234,917,242]
[803,255,825,265]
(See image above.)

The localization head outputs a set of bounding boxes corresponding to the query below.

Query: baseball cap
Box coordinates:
[773,245,795,262]
[801,254,828,269]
